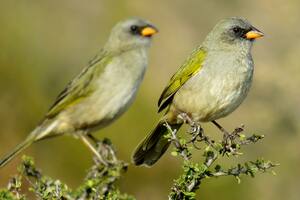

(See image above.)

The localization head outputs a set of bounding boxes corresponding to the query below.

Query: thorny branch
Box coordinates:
[166,118,278,200]
[0,138,135,200]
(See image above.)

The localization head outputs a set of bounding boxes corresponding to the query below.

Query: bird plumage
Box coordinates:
[0,18,158,168]
[133,17,263,166]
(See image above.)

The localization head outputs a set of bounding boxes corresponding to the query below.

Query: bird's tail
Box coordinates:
[132,119,182,166]
[0,134,36,168]
[0,120,57,168]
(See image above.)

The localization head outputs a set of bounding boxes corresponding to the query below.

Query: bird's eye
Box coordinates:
[233,26,242,34]
[232,26,246,38]
[130,25,139,33]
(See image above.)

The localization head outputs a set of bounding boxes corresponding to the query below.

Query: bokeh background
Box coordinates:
[0,0,300,199]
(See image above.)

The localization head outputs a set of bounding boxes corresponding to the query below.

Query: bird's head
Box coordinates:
[105,18,158,52]
[204,17,264,52]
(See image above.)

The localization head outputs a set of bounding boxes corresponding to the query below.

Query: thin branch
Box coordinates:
[168,119,278,200]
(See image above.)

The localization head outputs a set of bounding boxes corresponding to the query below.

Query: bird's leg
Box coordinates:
[78,134,108,166]
[177,113,202,135]
[87,134,117,164]
[87,133,100,144]
[211,120,230,139]
[177,113,205,149]
[211,120,234,154]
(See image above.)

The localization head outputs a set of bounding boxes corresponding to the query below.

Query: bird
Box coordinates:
[0,18,158,168]
[133,17,264,166]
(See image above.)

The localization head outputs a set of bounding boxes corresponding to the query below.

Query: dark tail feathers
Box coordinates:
[132,120,182,166]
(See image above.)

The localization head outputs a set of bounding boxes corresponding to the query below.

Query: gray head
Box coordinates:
[104,18,158,52]
[203,17,264,52]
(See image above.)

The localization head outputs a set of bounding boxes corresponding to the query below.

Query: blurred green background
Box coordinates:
[0,0,300,199]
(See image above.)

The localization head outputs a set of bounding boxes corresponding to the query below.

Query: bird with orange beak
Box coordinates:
[0,18,158,167]
[133,17,264,166]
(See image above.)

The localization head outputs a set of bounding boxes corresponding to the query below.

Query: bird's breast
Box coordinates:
[94,50,147,119]
[68,49,148,129]
[173,51,253,122]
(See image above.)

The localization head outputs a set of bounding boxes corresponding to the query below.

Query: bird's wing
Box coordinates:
[158,47,207,112]
[46,50,112,118]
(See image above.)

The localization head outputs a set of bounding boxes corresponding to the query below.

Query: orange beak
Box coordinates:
[141,26,158,37]
[245,29,264,39]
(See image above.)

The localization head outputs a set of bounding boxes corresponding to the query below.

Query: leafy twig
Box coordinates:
[167,120,278,200]
[0,138,135,200]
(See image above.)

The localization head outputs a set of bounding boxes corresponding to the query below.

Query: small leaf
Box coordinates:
[171,151,178,157]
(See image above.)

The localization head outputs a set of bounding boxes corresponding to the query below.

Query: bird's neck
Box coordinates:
[104,39,150,55]
[203,41,252,58]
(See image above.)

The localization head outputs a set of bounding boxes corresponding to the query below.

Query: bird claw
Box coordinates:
[188,125,201,135]
[220,125,246,156]
[95,140,118,165]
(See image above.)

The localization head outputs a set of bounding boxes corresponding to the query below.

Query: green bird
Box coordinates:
[133,17,264,166]
[0,18,158,168]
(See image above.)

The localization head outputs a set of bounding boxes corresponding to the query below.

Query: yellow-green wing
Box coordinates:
[158,47,207,112]
[46,51,112,118]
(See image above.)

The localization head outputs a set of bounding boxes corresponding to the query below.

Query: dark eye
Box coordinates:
[233,26,242,34]
[130,25,139,34]
[232,26,246,38]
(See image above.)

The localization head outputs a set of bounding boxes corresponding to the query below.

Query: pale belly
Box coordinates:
[55,49,147,133]
[173,54,253,122]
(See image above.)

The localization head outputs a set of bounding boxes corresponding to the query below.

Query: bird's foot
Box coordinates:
[220,125,245,156]
[177,113,194,125]
[177,113,216,150]
[79,133,118,166]
[187,125,205,149]
[188,124,202,135]
[95,138,118,165]
[178,113,202,134]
